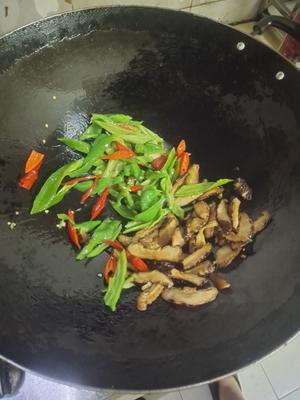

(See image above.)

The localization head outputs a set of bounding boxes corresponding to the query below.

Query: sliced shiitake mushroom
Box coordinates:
[204,202,217,239]
[217,199,232,233]
[233,178,252,201]
[209,273,231,290]
[128,243,184,262]
[169,268,207,286]
[194,201,210,226]
[131,270,173,288]
[224,212,253,243]
[230,197,241,231]
[215,245,242,269]
[118,234,132,247]
[140,229,160,249]
[162,286,218,307]
[137,283,164,311]
[186,217,203,236]
[253,211,271,235]
[157,214,178,247]
[172,227,185,247]
[186,164,200,184]
[182,243,212,270]
[187,260,215,276]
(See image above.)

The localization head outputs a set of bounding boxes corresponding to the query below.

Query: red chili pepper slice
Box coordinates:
[130,184,143,192]
[90,187,109,220]
[101,150,135,160]
[118,123,137,131]
[25,150,45,173]
[103,252,117,284]
[67,209,80,249]
[127,254,149,272]
[63,175,96,186]
[18,168,39,190]
[103,240,149,272]
[179,151,190,176]
[80,176,100,204]
[103,240,124,251]
[115,141,135,156]
[176,139,186,158]
[152,154,167,170]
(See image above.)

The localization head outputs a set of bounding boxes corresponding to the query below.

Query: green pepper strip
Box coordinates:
[58,137,90,154]
[175,179,233,197]
[69,135,115,178]
[76,219,122,260]
[104,250,127,311]
[31,159,83,214]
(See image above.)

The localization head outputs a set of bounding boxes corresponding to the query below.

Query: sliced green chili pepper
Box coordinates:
[57,214,102,232]
[69,135,115,178]
[31,159,83,214]
[104,250,127,311]
[140,187,159,211]
[175,179,233,197]
[74,180,93,192]
[134,199,163,223]
[80,122,102,140]
[77,219,121,260]
[58,137,90,154]
[110,201,136,220]
[123,209,168,234]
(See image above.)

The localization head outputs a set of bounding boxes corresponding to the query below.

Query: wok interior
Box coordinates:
[0,7,300,390]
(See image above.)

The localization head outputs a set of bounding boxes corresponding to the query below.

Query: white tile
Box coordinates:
[71,0,191,10]
[190,0,260,24]
[261,333,300,398]
[144,391,183,400]
[283,388,300,400]
[238,363,277,400]
[180,385,212,400]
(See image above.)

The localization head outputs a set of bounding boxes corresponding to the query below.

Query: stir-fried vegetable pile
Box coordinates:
[18,114,239,311]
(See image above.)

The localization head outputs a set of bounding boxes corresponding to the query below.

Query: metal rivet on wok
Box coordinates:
[237,42,245,51]
[276,71,285,80]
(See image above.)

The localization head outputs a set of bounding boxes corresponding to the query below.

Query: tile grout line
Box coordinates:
[260,363,281,400]
[279,386,300,400]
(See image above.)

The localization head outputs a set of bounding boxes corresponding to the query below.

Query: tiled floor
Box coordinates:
[141,332,300,400]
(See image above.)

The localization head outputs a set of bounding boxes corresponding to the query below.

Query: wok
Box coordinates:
[0,6,300,392]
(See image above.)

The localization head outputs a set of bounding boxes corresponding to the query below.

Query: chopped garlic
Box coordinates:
[7,221,11,226]
[9,222,16,230]
[42,139,46,144]
[52,95,56,100]
[56,220,66,229]
[45,123,49,128]
[44,209,49,214]
[15,210,20,216]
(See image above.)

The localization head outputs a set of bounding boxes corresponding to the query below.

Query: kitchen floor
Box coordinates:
[139,333,300,400]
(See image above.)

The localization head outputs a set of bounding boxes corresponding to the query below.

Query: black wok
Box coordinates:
[0,6,300,392]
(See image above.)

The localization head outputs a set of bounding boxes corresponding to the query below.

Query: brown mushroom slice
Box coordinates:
[174,194,200,207]
[253,211,271,235]
[131,270,173,288]
[182,243,212,270]
[172,227,185,247]
[194,201,210,226]
[198,187,224,201]
[169,268,207,286]
[118,234,132,247]
[137,283,164,311]
[131,219,164,243]
[187,260,215,276]
[217,199,232,233]
[140,229,160,249]
[186,164,200,184]
[171,172,188,196]
[204,202,217,239]
[224,212,253,243]
[162,286,218,307]
[209,273,231,290]
[187,217,203,236]
[195,221,218,248]
[230,197,241,231]
[233,177,252,200]
[141,281,152,291]
[157,214,178,247]
[215,245,242,269]
[128,243,183,262]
